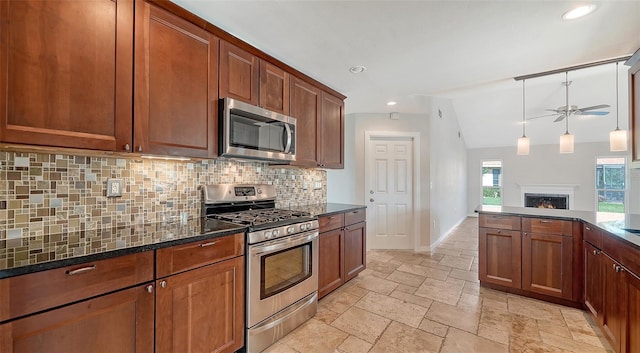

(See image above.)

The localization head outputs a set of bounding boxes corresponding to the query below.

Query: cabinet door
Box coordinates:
[319,92,345,168]
[259,61,290,114]
[602,254,625,353]
[479,228,521,288]
[344,221,366,281]
[0,0,133,151]
[623,270,640,353]
[134,1,218,158]
[219,41,259,105]
[156,256,244,353]
[0,285,154,353]
[290,77,321,167]
[522,232,573,299]
[584,242,604,325]
[318,228,344,299]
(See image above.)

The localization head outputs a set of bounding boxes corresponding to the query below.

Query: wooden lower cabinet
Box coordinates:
[344,221,366,281]
[0,284,154,353]
[156,256,244,353]
[479,227,522,288]
[318,227,344,298]
[522,232,573,299]
[318,209,367,299]
[625,270,640,353]
[602,254,625,352]
[584,242,604,324]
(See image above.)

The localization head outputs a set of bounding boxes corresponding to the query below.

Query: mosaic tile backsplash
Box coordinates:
[0,151,326,269]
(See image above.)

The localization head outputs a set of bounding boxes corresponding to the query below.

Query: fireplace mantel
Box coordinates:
[518,184,578,210]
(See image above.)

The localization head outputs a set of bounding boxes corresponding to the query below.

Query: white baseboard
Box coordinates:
[468,212,479,218]
[427,217,466,252]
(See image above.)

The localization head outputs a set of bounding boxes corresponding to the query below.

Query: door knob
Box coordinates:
[370,198,375,202]
[369,190,374,194]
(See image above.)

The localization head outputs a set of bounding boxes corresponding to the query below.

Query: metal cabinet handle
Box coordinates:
[137,146,143,152]
[592,249,599,255]
[345,227,350,231]
[523,232,528,236]
[146,285,153,293]
[124,143,131,152]
[328,216,336,220]
[66,265,96,276]
[351,211,359,214]
[199,241,217,247]
[497,230,502,234]
[540,220,553,224]
[614,265,624,273]
[585,226,593,231]
[160,280,167,288]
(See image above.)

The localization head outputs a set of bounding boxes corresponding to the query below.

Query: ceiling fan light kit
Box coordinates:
[609,62,628,152]
[517,79,530,155]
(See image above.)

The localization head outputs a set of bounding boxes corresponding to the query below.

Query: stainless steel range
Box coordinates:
[202,184,318,353]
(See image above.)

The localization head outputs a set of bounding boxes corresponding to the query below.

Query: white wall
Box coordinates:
[328,96,468,251]
[428,97,468,249]
[466,142,628,214]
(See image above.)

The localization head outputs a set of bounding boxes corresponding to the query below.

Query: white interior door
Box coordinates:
[365,135,415,250]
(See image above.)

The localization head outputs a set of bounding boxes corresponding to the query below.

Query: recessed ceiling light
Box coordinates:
[387,101,397,106]
[562,4,596,20]
[349,66,366,74]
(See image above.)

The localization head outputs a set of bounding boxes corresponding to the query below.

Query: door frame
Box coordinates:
[364,131,421,251]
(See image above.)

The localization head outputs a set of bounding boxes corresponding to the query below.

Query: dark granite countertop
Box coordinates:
[290,203,366,217]
[476,205,640,249]
[0,218,247,279]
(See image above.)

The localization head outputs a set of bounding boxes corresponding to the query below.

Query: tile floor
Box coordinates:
[264,217,614,353]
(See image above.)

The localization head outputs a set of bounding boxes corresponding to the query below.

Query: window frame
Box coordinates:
[481,160,503,207]
[595,156,626,214]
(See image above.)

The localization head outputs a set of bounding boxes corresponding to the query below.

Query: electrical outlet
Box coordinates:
[107,179,123,197]
[313,181,322,190]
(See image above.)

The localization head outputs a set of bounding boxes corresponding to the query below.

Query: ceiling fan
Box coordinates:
[528,72,610,122]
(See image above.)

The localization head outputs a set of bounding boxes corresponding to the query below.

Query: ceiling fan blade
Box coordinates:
[553,115,566,122]
[576,111,609,116]
[579,104,610,111]
[526,113,560,120]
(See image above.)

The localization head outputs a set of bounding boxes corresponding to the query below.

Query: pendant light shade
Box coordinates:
[609,62,627,152]
[560,132,574,153]
[517,80,530,155]
[517,136,530,155]
[610,129,627,151]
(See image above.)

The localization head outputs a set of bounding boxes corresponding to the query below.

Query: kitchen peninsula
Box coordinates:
[476,206,640,353]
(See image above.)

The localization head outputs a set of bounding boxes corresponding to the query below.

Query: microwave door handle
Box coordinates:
[283,123,292,153]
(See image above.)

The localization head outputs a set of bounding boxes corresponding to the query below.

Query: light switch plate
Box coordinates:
[107,179,123,197]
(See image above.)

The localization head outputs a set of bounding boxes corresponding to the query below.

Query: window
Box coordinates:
[482,160,502,206]
[596,157,625,213]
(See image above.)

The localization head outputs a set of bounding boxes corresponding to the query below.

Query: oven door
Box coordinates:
[247,230,318,327]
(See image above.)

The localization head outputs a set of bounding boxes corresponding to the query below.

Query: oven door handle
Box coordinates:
[251,231,318,256]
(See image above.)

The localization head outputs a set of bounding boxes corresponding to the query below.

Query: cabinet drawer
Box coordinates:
[0,251,153,322]
[156,233,244,277]
[319,213,345,232]
[583,223,602,248]
[522,218,572,236]
[478,214,521,230]
[345,208,366,226]
[602,231,640,277]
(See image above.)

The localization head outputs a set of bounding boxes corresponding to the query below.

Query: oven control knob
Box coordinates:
[287,226,295,234]
[264,231,273,239]
[272,229,280,237]
[299,224,306,231]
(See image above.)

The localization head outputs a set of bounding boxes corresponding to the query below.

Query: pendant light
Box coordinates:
[609,62,627,151]
[517,79,530,155]
[559,72,574,153]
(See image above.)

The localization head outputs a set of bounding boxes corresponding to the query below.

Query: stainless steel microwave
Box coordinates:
[219,98,296,163]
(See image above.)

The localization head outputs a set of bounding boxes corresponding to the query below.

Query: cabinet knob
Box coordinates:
[593,249,599,255]
[160,280,167,288]
[585,226,593,231]
[614,265,624,273]
[137,146,143,152]
[146,285,153,293]
[497,230,501,234]
[523,232,527,236]
[124,143,131,152]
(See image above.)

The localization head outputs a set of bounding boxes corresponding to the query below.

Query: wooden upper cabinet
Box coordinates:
[134,1,219,158]
[219,41,259,105]
[260,61,290,114]
[290,77,321,167]
[0,0,133,151]
[319,92,345,168]
[630,60,640,165]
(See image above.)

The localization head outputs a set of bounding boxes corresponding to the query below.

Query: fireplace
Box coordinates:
[524,193,569,210]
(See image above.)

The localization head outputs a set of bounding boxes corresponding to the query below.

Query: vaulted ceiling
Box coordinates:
[171,0,640,148]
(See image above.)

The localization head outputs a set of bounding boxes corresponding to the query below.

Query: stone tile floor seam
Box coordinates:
[263,217,614,353]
